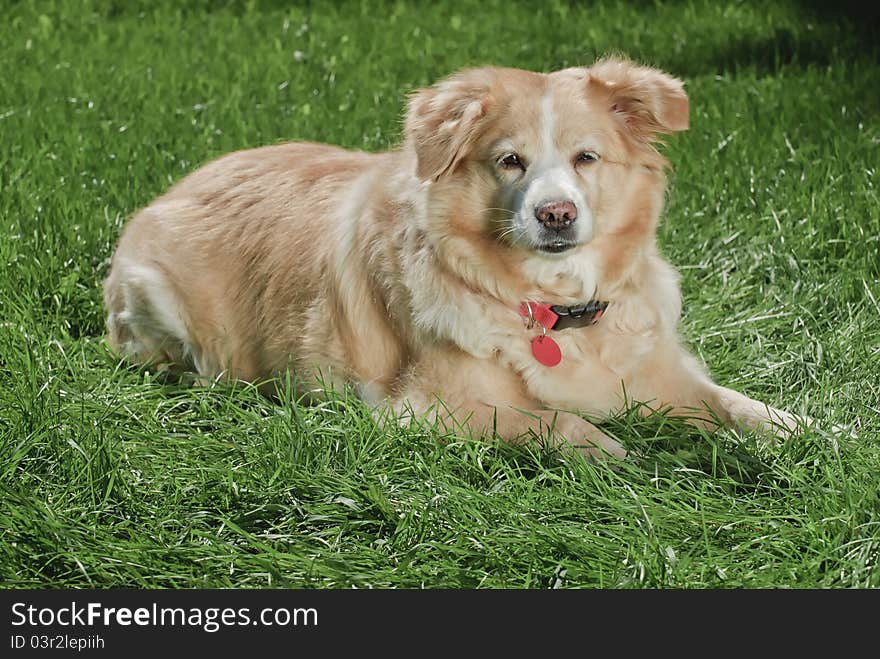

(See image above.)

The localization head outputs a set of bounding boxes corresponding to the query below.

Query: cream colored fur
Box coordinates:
[104,58,810,459]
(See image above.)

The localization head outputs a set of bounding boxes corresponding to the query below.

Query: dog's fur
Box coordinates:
[104,58,807,458]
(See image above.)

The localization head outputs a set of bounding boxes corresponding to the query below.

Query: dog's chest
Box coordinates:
[509,304,659,370]
[499,318,655,415]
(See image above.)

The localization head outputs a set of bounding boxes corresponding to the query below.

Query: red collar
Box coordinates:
[519,300,608,330]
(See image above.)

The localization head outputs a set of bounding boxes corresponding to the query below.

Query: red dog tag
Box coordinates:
[531,335,562,367]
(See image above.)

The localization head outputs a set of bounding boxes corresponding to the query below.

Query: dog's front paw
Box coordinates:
[730,400,857,443]
[764,409,859,441]
[827,421,859,440]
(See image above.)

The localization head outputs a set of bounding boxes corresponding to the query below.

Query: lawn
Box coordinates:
[1,0,878,588]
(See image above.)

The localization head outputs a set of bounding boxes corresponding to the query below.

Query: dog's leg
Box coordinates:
[630,344,809,440]
[388,350,626,459]
[103,259,196,370]
[704,384,807,438]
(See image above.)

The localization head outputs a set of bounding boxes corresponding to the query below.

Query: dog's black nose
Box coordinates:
[535,200,577,230]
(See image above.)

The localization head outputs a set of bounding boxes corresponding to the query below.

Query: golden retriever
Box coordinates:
[103,57,809,458]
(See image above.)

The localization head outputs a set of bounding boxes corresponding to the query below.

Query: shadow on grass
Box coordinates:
[684,25,878,75]
[602,411,774,487]
[655,1,879,86]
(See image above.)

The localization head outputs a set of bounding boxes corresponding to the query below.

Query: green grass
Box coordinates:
[1,0,878,588]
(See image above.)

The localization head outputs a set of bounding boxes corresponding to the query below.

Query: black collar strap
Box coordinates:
[549,301,609,329]
[519,300,609,331]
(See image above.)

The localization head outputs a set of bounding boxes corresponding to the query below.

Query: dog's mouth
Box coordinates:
[537,240,577,254]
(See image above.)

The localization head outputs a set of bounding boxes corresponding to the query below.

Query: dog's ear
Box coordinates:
[405,68,496,182]
[587,58,689,143]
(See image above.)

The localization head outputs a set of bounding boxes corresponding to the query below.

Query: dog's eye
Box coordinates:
[576,151,600,164]
[498,153,525,171]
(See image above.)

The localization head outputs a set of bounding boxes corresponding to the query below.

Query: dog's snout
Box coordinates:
[535,200,578,230]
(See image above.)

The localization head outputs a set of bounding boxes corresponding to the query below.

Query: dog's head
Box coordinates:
[405,58,688,262]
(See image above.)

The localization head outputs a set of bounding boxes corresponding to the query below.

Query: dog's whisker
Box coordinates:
[495,225,527,243]
[481,207,518,218]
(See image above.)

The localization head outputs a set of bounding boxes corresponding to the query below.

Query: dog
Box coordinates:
[103,57,810,458]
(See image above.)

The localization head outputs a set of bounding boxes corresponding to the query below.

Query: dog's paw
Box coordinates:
[770,409,859,441]
[827,421,859,440]
[755,409,858,443]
